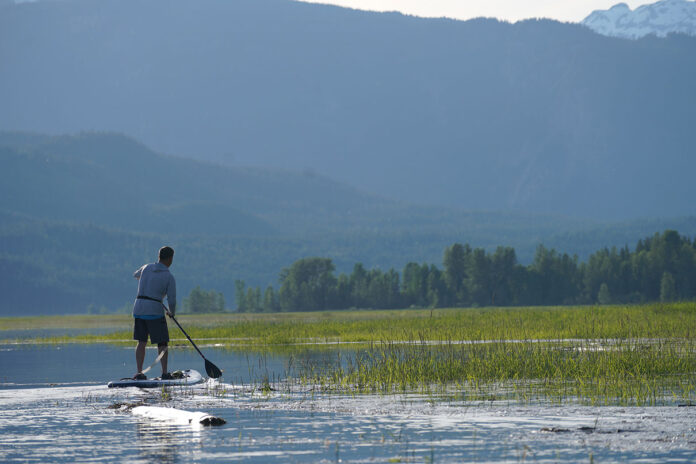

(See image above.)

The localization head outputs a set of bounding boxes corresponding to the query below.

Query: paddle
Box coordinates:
[141,346,167,375]
[163,304,223,379]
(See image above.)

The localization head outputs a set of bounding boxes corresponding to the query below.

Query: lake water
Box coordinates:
[1,343,695,463]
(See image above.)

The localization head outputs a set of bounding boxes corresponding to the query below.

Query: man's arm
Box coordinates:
[133,265,145,280]
[167,275,177,316]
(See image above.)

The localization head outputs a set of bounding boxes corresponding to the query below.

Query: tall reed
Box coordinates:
[303,339,696,405]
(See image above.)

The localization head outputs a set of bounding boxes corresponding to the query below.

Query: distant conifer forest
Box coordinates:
[226,230,696,313]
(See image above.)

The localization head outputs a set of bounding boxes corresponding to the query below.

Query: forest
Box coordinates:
[232,230,696,312]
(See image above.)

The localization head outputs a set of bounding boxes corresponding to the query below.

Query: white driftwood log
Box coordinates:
[131,406,225,426]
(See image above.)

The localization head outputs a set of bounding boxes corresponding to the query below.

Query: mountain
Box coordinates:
[3,131,696,315]
[0,131,587,239]
[1,131,460,237]
[1,0,695,220]
[0,131,578,315]
[583,0,696,39]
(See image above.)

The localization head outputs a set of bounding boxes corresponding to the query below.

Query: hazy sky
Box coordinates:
[298,0,656,22]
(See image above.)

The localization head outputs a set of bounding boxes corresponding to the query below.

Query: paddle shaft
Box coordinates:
[163,305,208,361]
[161,303,222,378]
[141,346,167,375]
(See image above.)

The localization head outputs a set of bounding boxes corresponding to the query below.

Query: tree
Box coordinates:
[245,286,262,312]
[184,286,225,313]
[597,283,611,305]
[425,265,444,308]
[349,263,370,308]
[262,286,279,313]
[530,245,580,305]
[467,248,491,306]
[383,269,402,309]
[232,229,696,313]
[335,274,352,308]
[660,272,677,302]
[489,246,517,306]
[402,262,428,307]
[443,243,470,306]
[278,257,337,311]
[235,280,247,312]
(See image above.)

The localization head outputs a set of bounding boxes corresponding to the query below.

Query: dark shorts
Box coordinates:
[133,317,169,345]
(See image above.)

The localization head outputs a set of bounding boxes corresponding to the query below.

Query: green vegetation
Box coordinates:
[0,314,132,331]
[3,303,694,405]
[4,303,694,345]
[237,230,696,312]
[183,287,225,313]
[305,339,695,405]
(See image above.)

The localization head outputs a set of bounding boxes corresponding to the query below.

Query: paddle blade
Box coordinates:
[205,359,223,379]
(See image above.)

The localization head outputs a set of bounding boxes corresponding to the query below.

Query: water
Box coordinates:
[0,343,294,388]
[1,328,119,341]
[1,343,695,463]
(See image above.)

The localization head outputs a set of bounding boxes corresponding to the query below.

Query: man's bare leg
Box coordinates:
[158,343,168,375]
[135,340,147,374]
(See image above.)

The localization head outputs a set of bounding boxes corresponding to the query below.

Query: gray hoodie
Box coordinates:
[132,262,177,317]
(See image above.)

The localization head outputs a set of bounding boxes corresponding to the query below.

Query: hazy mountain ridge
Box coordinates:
[0,131,405,236]
[2,0,695,219]
[3,131,696,314]
[583,0,696,38]
[2,131,609,239]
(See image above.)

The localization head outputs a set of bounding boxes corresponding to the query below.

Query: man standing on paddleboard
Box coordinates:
[132,246,176,380]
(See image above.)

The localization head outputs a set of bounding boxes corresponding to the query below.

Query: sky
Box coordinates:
[298,0,657,23]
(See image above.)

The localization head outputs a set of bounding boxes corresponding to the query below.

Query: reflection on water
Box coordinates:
[0,344,695,463]
[0,343,298,388]
[136,422,200,464]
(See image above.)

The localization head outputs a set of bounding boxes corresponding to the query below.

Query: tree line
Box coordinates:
[182,286,225,313]
[225,230,696,312]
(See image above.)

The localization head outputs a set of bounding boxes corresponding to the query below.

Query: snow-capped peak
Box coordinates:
[582,0,696,39]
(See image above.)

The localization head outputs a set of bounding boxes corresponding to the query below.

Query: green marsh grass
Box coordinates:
[302,338,696,405]
[0,314,132,331]
[5,303,695,345]
[3,303,694,404]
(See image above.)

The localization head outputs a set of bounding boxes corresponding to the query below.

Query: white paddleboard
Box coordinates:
[107,369,204,388]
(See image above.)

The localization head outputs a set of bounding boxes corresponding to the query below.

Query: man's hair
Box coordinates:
[159,246,174,261]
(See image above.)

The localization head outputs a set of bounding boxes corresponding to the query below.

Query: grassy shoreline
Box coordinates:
[2,303,693,345]
[3,304,695,405]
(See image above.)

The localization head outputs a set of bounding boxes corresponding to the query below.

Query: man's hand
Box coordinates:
[165,309,174,318]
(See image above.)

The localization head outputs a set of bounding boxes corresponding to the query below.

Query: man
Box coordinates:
[132,246,176,380]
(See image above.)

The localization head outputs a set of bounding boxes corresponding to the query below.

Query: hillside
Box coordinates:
[1,0,695,219]
[0,131,400,236]
[2,132,696,315]
[0,131,575,315]
[0,131,597,239]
